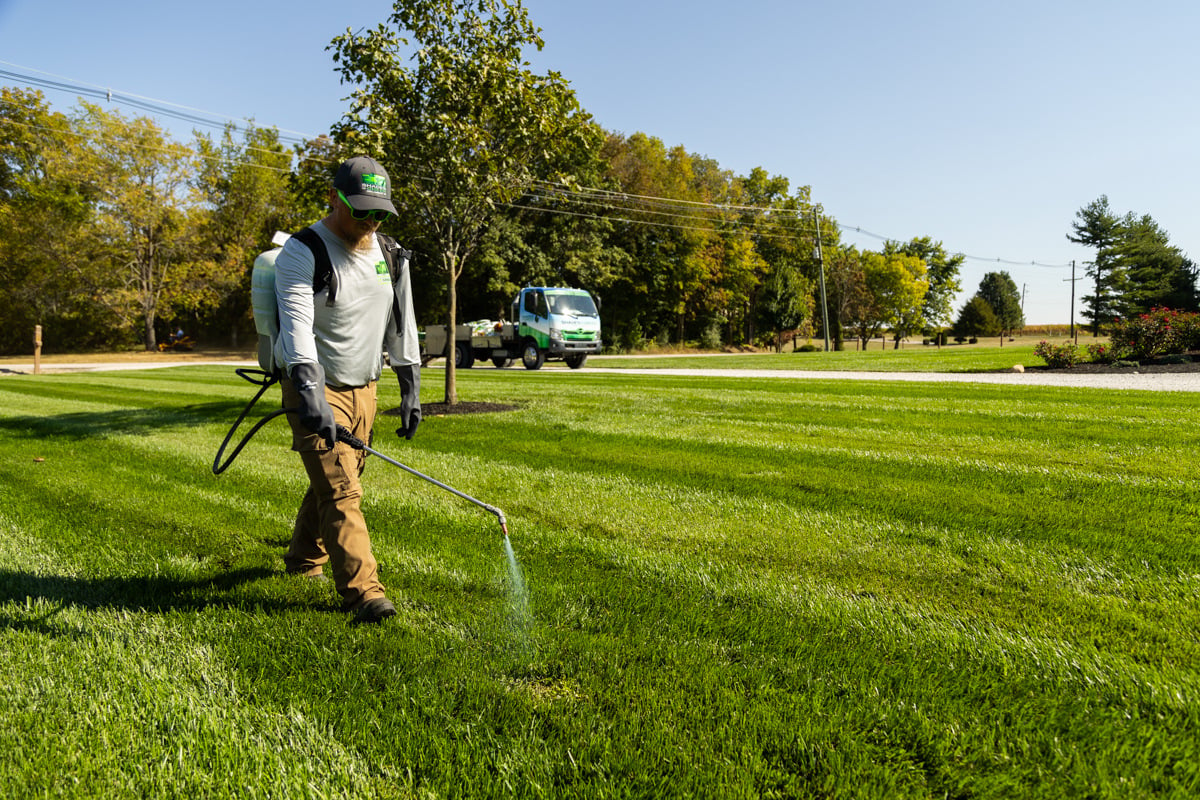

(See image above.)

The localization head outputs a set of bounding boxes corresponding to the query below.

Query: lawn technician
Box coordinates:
[274,156,421,625]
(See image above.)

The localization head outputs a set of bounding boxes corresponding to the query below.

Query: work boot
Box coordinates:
[352,597,397,625]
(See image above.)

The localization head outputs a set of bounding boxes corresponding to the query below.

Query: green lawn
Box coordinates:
[592,339,1053,372]
[0,365,1196,798]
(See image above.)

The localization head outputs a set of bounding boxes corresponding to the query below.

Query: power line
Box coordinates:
[1,61,1074,269]
[0,61,316,145]
[523,183,1073,268]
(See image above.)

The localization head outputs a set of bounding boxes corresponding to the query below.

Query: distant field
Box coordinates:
[0,364,1194,798]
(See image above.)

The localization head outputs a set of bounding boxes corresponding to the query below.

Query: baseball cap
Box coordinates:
[333,156,398,215]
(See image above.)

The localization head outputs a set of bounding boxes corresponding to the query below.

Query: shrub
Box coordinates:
[1086,342,1115,363]
[699,320,723,351]
[1034,340,1080,368]
[1108,308,1200,360]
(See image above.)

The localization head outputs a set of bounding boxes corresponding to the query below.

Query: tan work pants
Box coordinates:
[280,378,386,611]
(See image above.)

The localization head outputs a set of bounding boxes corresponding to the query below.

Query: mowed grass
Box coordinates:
[0,365,1197,799]
[592,338,1067,372]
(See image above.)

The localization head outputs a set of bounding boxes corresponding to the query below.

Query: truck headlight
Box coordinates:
[549,327,562,341]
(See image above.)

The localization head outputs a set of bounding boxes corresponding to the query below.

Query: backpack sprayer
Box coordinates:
[211,234,509,539]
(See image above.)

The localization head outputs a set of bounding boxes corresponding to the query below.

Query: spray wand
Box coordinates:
[336,426,509,539]
[211,380,508,538]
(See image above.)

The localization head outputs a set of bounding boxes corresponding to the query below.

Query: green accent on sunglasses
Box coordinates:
[337,190,391,222]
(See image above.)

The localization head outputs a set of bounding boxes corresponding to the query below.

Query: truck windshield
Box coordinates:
[546,293,598,317]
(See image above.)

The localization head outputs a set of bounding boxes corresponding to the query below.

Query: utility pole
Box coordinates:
[813,207,831,352]
[1063,260,1080,344]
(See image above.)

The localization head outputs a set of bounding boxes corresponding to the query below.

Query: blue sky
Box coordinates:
[3,0,1197,324]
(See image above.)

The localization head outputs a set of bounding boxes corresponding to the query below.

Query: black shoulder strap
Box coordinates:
[290,227,336,306]
[376,231,405,281]
[376,234,414,321]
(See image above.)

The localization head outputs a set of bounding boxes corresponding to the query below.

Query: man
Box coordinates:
[274,155,422,624]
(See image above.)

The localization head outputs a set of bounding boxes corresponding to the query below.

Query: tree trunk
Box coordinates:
[144,312,157,351]
[443,254,458,405]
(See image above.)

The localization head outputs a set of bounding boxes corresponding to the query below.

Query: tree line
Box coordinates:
[2,0,1194,362]
[0,81,957,357]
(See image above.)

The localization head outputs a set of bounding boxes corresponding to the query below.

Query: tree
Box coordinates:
[193,124,295,345]
[66,101,199,350]
[824,244,865,351]
[1067,196,1123,336]
[880,253,928,348]
[739,168,820,350]
[884,237,963,340]
[951,295,1000,341]
[331,0,601,403]
[976,271,1024,338]
[845,252,927,349]
[0,87,106,352]
[1111,213,1197,315]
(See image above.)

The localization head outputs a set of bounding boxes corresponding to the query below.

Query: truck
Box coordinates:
[422,286,602,370]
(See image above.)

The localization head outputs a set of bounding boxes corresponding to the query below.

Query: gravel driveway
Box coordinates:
[5,359,1198,391]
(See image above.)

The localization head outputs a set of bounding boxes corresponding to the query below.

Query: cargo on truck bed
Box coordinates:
[422,286,602,370]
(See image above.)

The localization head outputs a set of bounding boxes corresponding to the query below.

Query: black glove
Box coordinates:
[290,362,337,448]
[395,363,421,440]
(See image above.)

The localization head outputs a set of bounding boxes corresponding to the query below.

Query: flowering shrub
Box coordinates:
[1086,342,1114,363]
[1033,340,1079,368]
[1108,308,1200,360]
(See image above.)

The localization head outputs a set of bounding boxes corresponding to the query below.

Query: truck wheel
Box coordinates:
[521,339,545,370]
[455,342,473,369]
[564,354,587,369]
[492,357,513,368]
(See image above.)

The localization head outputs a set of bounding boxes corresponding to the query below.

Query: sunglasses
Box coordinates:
[337,190,391,222]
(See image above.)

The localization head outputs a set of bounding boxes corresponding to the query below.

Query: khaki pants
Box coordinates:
[280,378,386,611]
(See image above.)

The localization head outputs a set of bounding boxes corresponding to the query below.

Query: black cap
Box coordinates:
[333,156,398,215]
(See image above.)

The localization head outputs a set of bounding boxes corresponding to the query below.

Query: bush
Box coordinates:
[1086,342,1115,363]
[699,320,723,351]
[1033,340,1080,368]
[1108,308,1200,360]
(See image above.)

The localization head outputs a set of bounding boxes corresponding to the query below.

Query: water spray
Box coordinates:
[335,426,509,538]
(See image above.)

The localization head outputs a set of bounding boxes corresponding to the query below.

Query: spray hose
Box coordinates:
[211,369,508,538]
[211,368,287,475]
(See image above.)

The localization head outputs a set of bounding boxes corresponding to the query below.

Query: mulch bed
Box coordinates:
[382,401,521,416]
[1024,353,1200,374]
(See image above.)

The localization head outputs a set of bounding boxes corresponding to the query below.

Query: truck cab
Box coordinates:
[513,287,603,369]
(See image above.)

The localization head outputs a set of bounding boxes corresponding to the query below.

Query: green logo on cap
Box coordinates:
[361,173,388,195]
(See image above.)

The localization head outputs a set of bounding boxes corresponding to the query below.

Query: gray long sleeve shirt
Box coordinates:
[273,221,421,387]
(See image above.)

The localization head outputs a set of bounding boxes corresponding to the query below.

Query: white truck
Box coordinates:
[423,286,602,370]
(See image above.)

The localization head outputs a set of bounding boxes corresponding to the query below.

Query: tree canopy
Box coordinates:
[330,0,600,403]
[1068,195,1196,334]
[976,271,1025,337]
